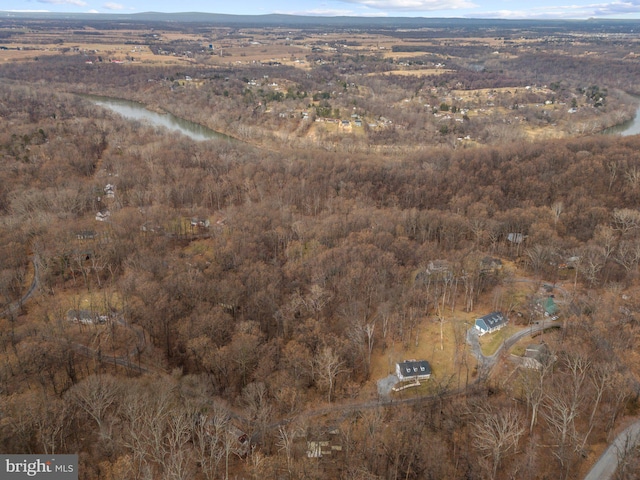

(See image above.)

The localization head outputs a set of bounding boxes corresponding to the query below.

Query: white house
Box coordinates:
[396,360,432,382]
[475,312,507,336]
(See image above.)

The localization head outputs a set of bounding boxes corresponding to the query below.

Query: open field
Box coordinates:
[375,68,453,76]
[1,17,635,149]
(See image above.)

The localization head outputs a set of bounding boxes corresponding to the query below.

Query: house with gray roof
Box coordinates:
[396,360,432,382]
[474,311,507,336]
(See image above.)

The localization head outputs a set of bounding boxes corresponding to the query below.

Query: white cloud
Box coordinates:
[277,8,387,16]
[87,9,100,13]
[592,0,640,16]
[38,0,87,6]
[340,0,477,11]
[103,2,125,10]
[466,1,640,19]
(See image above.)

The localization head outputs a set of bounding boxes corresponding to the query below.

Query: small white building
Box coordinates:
[396,360,432,382]
[95,210,110,222]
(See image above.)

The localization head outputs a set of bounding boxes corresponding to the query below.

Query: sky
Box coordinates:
[5,0,640,20]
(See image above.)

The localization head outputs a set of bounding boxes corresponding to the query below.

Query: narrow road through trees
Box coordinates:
[0,257,39,319]
[583,419,640,480]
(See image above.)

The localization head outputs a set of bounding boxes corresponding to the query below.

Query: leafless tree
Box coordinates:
[580,245,606,286]
[119,378,176,478]
[276,421,301,478]
[551,201,563,227]
[615,239,640,272]
[242,381,273,449]
[588,362,614,429]
[612,208,640,236]
[593,225,618,263]
[542,353,590,479]
[65,373,121,439]
[526,244,553,276]
[29,393,68,455]
[163,409,194,480]
[472,406,525,480]
[314,345,346,403]
[624,166,640,193]
[614,429,640,480]
[518,359,553,435]
[192,405,228,480]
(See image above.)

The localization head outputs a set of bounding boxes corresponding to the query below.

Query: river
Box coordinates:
[84,94,234,142]
[603,101,640,136]
[87,93,639,141]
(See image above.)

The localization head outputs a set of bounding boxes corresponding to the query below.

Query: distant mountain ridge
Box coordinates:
[1,10,639,31]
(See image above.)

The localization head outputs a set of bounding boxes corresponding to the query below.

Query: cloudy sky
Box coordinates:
[5,0,640,19]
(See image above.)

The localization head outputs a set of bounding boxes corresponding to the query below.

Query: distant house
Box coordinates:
[480,256,503,274]
[522,343,553,370]
[541,296,558,317]
[190,217,210,229]
[560,256,580,269]
[66,309,111,325]
[507,233,526,244]
[306,427,342,458]
[104,184,115,198]
[396,360,432,382]
[76,230,96,241]
[475,312,507,336]
[95,210,110,222]
[415,259,453,284]
[227,424,250,457]
[427,259,451,274]
[141,222,163,234]
[200,414,250,457]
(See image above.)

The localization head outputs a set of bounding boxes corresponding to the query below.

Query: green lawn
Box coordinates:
[510,343,526,356]
[478,324,519,356]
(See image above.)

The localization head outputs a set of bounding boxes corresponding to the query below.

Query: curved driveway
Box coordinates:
[7,262,635,479]
[466,319,561,380]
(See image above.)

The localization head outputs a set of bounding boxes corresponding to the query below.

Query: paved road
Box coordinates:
[11,260,628,478]
[0,257,152,375]
[465,315,640,480]
[71,342,149,373]
[0,257,39,319]
[583,420,640,480]
[68,316,156,374]
[579,314,640,479]
[466,319,561,380]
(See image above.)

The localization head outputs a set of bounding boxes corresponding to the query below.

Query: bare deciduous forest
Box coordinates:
[2,14,640,480]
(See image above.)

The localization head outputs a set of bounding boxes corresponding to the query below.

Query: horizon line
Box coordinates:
[2,10,640,21]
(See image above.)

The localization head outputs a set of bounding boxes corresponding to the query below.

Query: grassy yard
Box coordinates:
[370,311,479,400]
[510,343,526,356]
[478,324,519,356]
